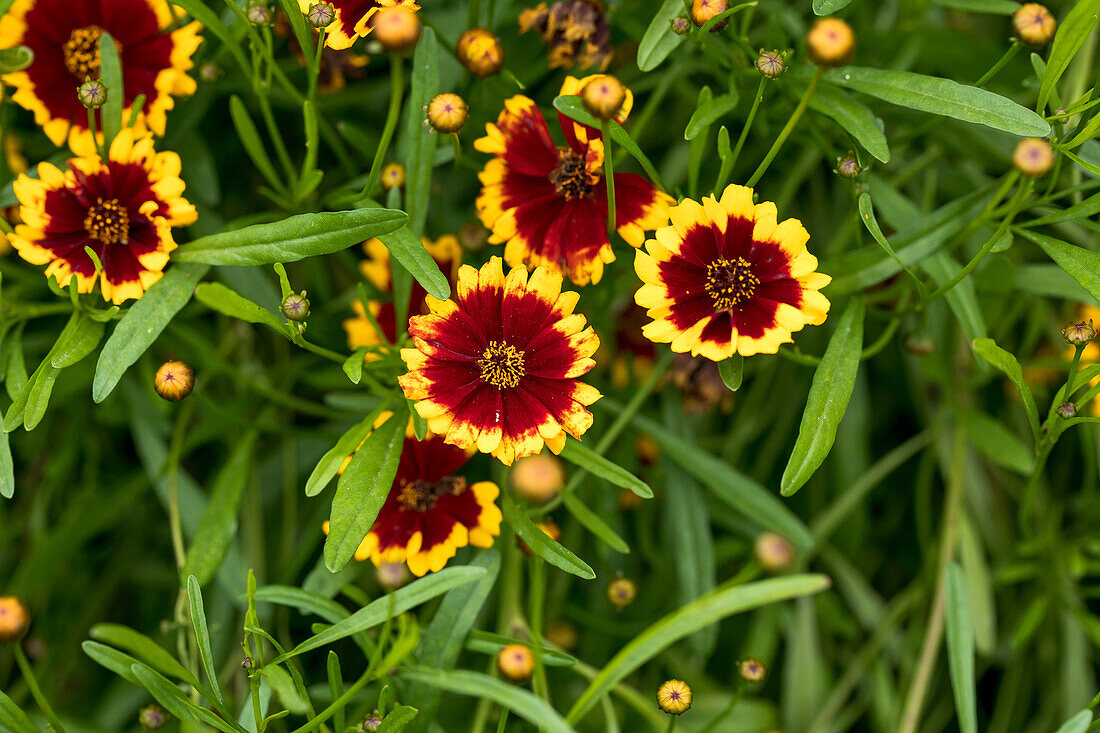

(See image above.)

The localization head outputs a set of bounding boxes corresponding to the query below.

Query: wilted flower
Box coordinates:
[1013,3,1056,47]
[754,49,786,79]
[607,577,637,608]
[580,74,627,121]
[426,93,469,134]
[807,17,855,66]
[457,28,505,78]
[0,597,29,643]
[519,0,612,71]
[657,679,693,714]
[1013,138,1055,177]
[155,361,194,402]
[498,643,535,681]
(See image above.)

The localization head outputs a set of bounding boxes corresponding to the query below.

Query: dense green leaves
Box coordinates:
[1038,1,1100,113]
[195,283,288,335]
[1019,229,1100,304]
[304,404,388,497]
[686,87,739,140]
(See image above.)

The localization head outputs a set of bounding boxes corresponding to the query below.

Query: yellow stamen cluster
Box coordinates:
[63,25,105,79]
[704,257,759,311]
[83,198,130,245]
[478,341,526,389]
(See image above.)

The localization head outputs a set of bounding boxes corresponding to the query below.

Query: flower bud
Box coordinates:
[457,28,505,78]
[382,162,406,189]
[281,291,311,322]
[245,1,273,26]
[77,77,108,109]
[372,7,421,53]
[754,532,795,573]
[376,561,412,590]
[363,710,383,732]
[656,679,693,715]
[754,49,787,79]
[139,706,168,730]
[739,658,767,683]
[1057,402,1077,419]
[307,1,336,29]
[154,361,194,402]
[511,453,565,503]
[835,152,861,179]
[607,577,637,608]
[0,597,30,643]
[670,16,691,35]
[1063,320,1095,346]
[1013,138,1055,177]
[426,93,469,134]
[199,63,219,82]
[807,17,855,67]
[691,0,729,29]
[1013,3,1056,47]
[581,75,627,121]
[545,621,578,651]
[498,643,535,682]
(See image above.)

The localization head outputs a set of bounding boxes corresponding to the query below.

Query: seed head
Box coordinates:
[154,361,194,402]
[1013,4,1056,47]
[511,453,565,503]
[498,643,535,682]
[0,597,30,643]
[580,75,627,121]
[457,28,505,78]
[77,77,108,109]
[372,7,421,53]
[754,49,787,79]
[656,679,693,715]
[139,706,168,730]
[807,17,855,67]
[307,2,336,29]
[382,162,406,189]
[426,93,469,134]
[1013,138,1055,177]
[607,577,637,608]
[754,532,795,572]
[739,658,768,683]
[691,0,729,29]
[281,291,311,322]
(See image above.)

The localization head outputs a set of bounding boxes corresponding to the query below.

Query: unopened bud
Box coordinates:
[307,2,336,29]
[376,561,412,590]
[426,93,469,134]
[1013,3,1056,47]
[154,361,194,402]
[581,75,627,121]
[545,621,578,651]
[139,705,168,730]
[1057,402,1077,419]
[1063,320,1095,346]
[281,291,311,321]
[835,152,861,179]
[498,643,535,682]
[1013,138,1054,177]
[77,77,108,109]
[511,453,565,503]
[372,7,421,53]
[0,597,29,643]
[754,532,795,572]
[245,2,273,25]
[607,577,637,608]
[382,162,406,189]
[691,0,729,29]
[456,28,505,78]
[755,49,787,79]
[807,17,855,67]
[199,62,219,82]
[657,679,693,715]
[670,16,691,35]
[363,710,383,731]
[739,658,767,683]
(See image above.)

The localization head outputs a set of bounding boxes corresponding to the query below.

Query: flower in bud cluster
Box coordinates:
[425,93,469,134]
[1013,3,1056,47]
[457,28,505,78]
[77,77,108,109]
[656,679,693,715]
[671,16,691,35]
[835,152,861,179]
[511,453,565,503]
[307,2,336,29]
[0,597,29,643]
[372,8,421,53]
[382,162,406,189]
[498,643,535,682]
[281,291,311,321]
[581,75,627,121]
[754,49,786,79]
[1057,402,1077,419]
[1013,138,1054,177]
[739,658,767,683]
[1063,320,1095,346]
[807,17,855,67]
[607,577,637,608]
[754,532,795,572]
[691,0,729,29]
[139,705,168,730]
[154,361,194,402]
[362,710,383,732]
[245,1,273,26]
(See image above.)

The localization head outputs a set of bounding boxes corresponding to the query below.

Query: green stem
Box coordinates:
[528,557,549,701]
[308,28,326,101]
[721,76,767,191]
[698,687,743,733]
[88,107,107,161]
[14,644,67,733]
[974,42,1020,88]
[362,56,405,198]
[745,66,823,188]
[1066,343,1086,400]
[602,119,617,235]
[664,716,677,733]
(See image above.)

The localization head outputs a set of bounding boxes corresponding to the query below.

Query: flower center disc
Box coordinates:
[705,256,760,311]
[398,475,467,512]
[83,198,130,245]
[63,25,106,79]
[550,149,593,200]
[478,340,526,389]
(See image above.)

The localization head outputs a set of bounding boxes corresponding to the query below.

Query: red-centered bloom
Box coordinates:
[296,0,419,50]
[0,0,202,148]
[399,257,601,465]
[326,424,502,577]
[635,184,831,360]
[10,129,197,303]
[343,235,462,354]
[475,76,673,286]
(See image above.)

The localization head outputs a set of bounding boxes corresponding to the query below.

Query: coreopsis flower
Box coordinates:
[0,0,202,147]
[398,257,601,465]
[342,235,462,352]
[296,0,419,50]
[10,129,197,303]
[518,0,612,71]
[634,185,830,360]
[325,423,502,576]
[656,680,693,715]
[475,77,672,285]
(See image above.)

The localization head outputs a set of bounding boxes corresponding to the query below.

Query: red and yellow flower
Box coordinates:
[343,235,462,353]
[635,184,831,360]
[475,76,672,286]
[399,257,601,465]
[296,0,419,50]
[0,0,202,148]
[327,423,502,577]
[10,128,196,303]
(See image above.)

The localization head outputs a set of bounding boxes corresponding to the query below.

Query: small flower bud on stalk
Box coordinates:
[363,710,383,731]
[306,1,336,29]
[154,361,194,402]
[657,679,693,715]
[511,453,565,503]
[807,17,855,67]
[691,0,729,29]
[372,8,421,53]
[457,28,505,78]
[498,643,535,682]
[1013,138,1055,177]
[77,77,108,109]
[245,1,273,26]
[281,291,311,321]
[0,597,30,643]
[1057,402,1077,419]
[425,93,469,134]
[670,16,691,35]
[376,561,412,590]
[139,706,168,730]
[835,152,862,179]
[754,532,795,572]
[754,49,787,79]
[381,162,406,189]
[607,576,637,608]
[739,658,767,683]
[1013,3,1056,47]
[1063,320,1095,346]
[581,75,627,121]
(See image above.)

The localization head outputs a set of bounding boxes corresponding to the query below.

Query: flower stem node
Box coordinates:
[754,49,787,79]
[306,2,336,29]
[691,0,729,29]
[835,152,862,179]
[0,597,30,643]
[1013,138,1055,177]
[754,532,795,572]
[154,361,194,402]
[807,17,855,67]
[607,576,637,608]
[372,7,421,53]
[671,16,691,35]
[245,1,273,26]
[426,93,469,134]
[1062,320,1095,346]
[739,658,768,683]
[657,679,693,715]
[1057,402,1077,419]
[138,706,168,730]
[381,162,406,189]
[77,77,108,109]
[511,453,565,503]
[281,291,311,321]
[1013,4,1057,47]
[457,28,505,78]
[498,643,535,682]
[581,75,627,121]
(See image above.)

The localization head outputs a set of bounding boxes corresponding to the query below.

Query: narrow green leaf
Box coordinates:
[1038,1,1100,113]
[808,82,890,162]
[561,492,630,554]
[686,88,739,141]
[781,297,865,496]
[175,209,407,266]
[957,408,1034,474]
[261,666,308,715]
[254,585,352,624]
[378,227,450,300]
[195,283,288,336]
[858,193,923,292]
[404,27,439,235]
[637,0,686,71]
[93,263,210,403]
[823,66,1050,136]
[971,338,1041,439]
[50,315,104,369]
[559,438,652,498]
[944,563,977,733]
[23,366,59,432]
[89,623,204,690]
[663,469,716,656]
[377,705,418,733]
[0,689,39,733]
[130,664,239,733]
[327,652,345,733]
[933,0,1017,12]
[229,95,285,195]
[186,576,225,706]
[0,431,13,499]
[553,96,664,189]
[1024,192,1100,227]
[304,404,387,497]
[1019,229,1100,303]
[325,412,405,572]
[813,0,855,12]
[98,32,123,147]
[343,348,367,384]
[465,631,577,667]
[502,490,595,579]
[718,354,743,391]
[1054,710,1093,733]
[82,640,142,685]
[0,46,33,73]
[566,575,832,722]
